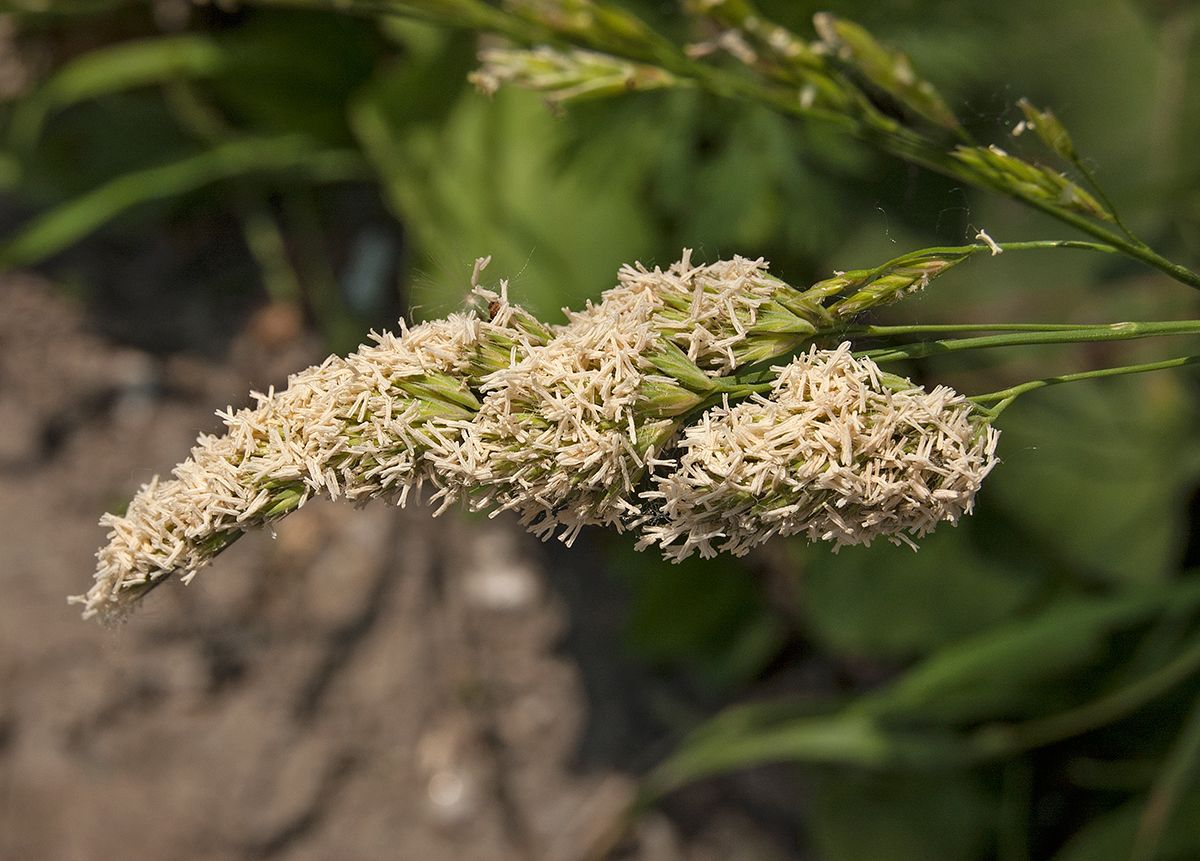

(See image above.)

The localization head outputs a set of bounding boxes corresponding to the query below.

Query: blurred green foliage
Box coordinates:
[5,0,1200,858]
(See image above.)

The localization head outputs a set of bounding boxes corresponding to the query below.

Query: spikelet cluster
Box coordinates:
[436,294,675,543]
[639,344,1000,560]
[75,252,999,625]
[76,300,542,625]
[611,249,830,373]
[434,251,813,542]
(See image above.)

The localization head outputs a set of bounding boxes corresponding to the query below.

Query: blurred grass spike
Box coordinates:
[338,0,548,38]
[470,45,683,106]
[812,12,965,136]
[503,0,673,62]
[685,0,816,67]
[1016,97,1079,162]
[505,0,596,34]
[681,0,852,110]
[953,143,1114,221]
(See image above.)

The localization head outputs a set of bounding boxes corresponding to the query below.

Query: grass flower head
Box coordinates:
[638,343,1000,560]
[74,252,1000,624]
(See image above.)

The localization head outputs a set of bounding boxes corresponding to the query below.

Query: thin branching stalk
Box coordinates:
[971,355,1200,417]
[861,320,1200,365]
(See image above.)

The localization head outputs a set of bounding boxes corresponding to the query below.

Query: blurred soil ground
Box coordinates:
[0,272,796,861]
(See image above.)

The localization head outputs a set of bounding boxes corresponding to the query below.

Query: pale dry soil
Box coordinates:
[0,274,795,861]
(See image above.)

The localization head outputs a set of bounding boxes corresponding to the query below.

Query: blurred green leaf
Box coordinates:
[352,77,657,318]
[798,520,1038,660]
[810,769,992,861]
[207,11,386,147]
[17,91,197,199]
[875,579,1200,726]
[641,92,853,255]
[0,151,21,189]
[0,134,364,267]
[1052,790,1200,861]
[649,705,972,793]
[8,34,228,154]
[0,0,131,13]
[1131,687,1200,861]
[988,376,1200,587]
[650,579,1200,791]
[614,539,785,689]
